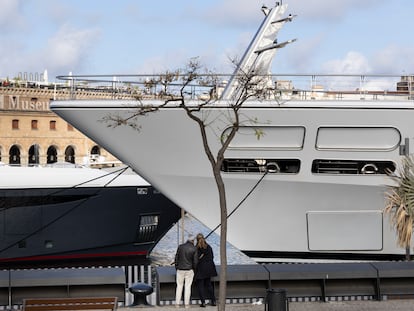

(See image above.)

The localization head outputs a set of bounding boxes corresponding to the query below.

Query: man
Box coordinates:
[175,235,198,308]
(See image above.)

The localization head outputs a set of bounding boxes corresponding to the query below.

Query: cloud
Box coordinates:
[321,51,371,74]
[43,24,101,75]
[0,1,103,79]
[319,44,414,76]
[372,45,414,74]
[314,46,414,91]
[0,24,101,79]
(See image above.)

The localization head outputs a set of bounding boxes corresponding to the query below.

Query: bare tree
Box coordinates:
[103,58,273,310]
[384,155,414,261]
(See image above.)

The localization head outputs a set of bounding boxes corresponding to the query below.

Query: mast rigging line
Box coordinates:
[205,171,268,239]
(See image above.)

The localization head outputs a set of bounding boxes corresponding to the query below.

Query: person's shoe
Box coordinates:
[200,303,206,308]
[184,305,190,309]
[209,302,216,306]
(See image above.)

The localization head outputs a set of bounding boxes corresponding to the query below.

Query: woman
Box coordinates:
[195,233,217,307]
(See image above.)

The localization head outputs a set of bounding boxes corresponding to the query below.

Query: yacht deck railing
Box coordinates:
[55,74,414,101]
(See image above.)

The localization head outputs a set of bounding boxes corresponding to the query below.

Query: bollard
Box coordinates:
[265,288,288,311]
[128,282,153,306]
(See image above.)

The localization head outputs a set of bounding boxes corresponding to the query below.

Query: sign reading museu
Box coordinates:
[0,94,50,111]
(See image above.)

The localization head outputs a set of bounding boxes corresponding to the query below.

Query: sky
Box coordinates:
[1,0,414,82]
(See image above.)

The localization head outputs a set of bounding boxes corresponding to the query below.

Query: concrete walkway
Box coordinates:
[122,299,414,310]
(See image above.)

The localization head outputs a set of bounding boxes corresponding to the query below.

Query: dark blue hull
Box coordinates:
[0,185,180,268]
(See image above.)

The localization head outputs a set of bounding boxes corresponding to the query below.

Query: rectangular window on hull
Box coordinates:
[135,215,159,244]
[316,127,401,151]
[223,126,305,150]
[221,158,300,174]
[312,159,396,175]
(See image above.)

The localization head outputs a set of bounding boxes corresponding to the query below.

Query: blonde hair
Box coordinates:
[196,233,207,249]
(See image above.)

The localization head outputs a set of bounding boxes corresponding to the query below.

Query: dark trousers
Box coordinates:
[196,277,216,304]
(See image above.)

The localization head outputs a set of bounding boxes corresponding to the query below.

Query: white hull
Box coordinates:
[50,100,414,259]
[50,3,414,260]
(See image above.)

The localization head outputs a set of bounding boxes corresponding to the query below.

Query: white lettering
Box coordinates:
[3,95,50,111]
[22,100,29,110]
[9,95,19,109]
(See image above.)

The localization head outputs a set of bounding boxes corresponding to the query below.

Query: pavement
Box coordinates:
[122,299,414,310]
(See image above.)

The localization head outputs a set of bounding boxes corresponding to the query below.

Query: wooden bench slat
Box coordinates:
[23,297,117,311]
[24,304,116,311]
[24,298,117,304]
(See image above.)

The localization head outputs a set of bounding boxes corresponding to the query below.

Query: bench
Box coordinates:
[22,297,118,311]
[0,268,125,306]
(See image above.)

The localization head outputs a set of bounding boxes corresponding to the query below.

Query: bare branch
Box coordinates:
[100,56,282,310]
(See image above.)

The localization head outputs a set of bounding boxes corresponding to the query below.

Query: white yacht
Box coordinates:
[50,3,414,261]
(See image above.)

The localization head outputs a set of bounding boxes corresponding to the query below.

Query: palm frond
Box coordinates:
[384,155,414,248]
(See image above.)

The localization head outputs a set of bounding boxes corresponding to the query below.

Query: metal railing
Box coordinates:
[55,73,414,101]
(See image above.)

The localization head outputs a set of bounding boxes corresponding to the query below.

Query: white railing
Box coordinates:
[55,74,414,101]
[124,265,155,306]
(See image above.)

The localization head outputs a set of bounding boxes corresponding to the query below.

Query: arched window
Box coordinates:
[90,146,101,162]
[47,146,58,164]
[91,146,101,155]
[9,145,21,165]
[28,144,40,166]
[65,146,75,163]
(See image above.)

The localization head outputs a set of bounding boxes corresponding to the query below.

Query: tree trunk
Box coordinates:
[214,167,227,311]
[406,245,411,261]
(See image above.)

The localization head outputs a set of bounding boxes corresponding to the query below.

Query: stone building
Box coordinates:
[0,86,121,166]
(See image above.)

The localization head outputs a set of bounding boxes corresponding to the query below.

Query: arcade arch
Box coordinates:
[9,145,21,165]
[47,145,58,164]
[28,144,41,166]
[65,146,76,163]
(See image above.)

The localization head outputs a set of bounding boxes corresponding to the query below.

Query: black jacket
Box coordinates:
[195,244,217,279]
[175,240,198,270]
